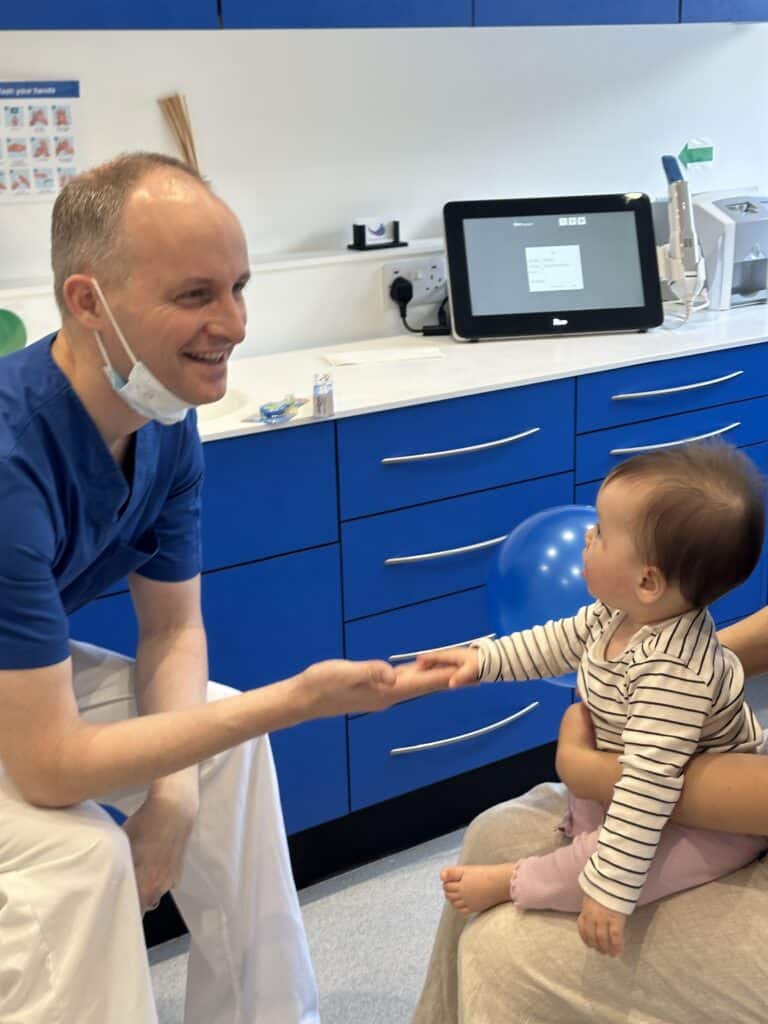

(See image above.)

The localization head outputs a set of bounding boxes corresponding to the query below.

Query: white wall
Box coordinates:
[2,22,767,355]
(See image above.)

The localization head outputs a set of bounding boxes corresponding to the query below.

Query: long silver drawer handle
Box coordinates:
[611,370,743,401]
[390,701,540,756]
[610,421,740,455]
[385,534,508,565]
[389,633,497,663]
[381,427,540,464]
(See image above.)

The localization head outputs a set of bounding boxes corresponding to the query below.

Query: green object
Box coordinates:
[679,142,714,168]
[0,309,26,356]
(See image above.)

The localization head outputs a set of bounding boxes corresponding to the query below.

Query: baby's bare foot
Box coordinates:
[440,863,516,914]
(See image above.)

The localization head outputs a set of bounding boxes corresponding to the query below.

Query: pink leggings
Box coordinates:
[511,794,768,912]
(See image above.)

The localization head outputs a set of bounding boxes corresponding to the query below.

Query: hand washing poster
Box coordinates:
[0,81,80,204]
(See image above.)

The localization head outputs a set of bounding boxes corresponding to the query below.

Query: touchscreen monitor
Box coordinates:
[444,193,663,341]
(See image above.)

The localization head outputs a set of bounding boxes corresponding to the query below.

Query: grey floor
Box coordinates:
[149,826,464,1024]
[149,678,768,1024]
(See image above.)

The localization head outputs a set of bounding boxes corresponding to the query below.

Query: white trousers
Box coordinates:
[0,641,320,1024]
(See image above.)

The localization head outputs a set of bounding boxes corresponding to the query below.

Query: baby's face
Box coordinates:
[582,478,648,612]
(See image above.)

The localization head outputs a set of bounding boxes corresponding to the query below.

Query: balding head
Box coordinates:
[51,152,213,317]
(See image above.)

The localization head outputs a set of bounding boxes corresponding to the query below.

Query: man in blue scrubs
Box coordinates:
[0,152,443,1024]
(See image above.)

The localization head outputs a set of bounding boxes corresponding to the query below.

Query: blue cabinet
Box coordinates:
[201,424,337,570]
[341,473,573,619]
[0,0,217,28]
[337,379,574,520]
[577,344,768,434]
[349,681,571,809]
[474,0,678,24]
[220,0,471,28]
[682,1,768,19]
[67,339,768,838]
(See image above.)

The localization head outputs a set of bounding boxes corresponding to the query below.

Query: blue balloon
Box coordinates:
[487,505,597,639]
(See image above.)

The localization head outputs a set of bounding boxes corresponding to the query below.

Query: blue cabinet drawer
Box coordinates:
[337,379,574,520]
[201,423,337,570]
[682,1,768,20]
[349,681,570,809]
[575,397,768,484]
[342,472,573,619]
[346,587,492,665]
[1,0,217,27]
[474,0,677,23]
[70,545,347,835]
[221,0,471,26]
[577,343,768,434]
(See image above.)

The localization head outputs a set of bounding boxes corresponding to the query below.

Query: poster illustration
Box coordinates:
[0,80,79,204]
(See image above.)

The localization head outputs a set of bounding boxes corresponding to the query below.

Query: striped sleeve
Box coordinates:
[578,654,712,915]
[473,601,607,682]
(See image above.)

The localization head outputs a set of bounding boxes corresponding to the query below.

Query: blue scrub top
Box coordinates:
[0,334,204,669]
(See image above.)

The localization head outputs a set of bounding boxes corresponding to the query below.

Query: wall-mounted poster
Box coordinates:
[0,81,79,204]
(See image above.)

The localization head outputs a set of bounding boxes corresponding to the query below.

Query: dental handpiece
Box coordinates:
[661,155,706,307]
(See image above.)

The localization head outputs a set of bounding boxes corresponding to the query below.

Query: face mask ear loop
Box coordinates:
[91,278,138,369]
[93,329,112,370]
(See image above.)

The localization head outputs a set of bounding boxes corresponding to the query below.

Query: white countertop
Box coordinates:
[197,305,768,442]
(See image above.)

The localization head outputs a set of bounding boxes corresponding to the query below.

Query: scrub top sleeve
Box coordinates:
[135,425,204,584]
[0,465,69,670]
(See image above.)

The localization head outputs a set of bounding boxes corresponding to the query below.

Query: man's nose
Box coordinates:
[208,296,247,344]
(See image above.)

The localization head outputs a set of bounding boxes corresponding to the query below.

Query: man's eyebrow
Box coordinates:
[173,272,251,287]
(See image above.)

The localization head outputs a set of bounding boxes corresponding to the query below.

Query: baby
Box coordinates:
[414,442,768,957]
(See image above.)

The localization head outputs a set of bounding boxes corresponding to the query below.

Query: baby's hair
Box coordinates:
[603,442,765,608]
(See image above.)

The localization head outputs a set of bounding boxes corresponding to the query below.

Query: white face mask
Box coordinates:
[91,278,191,426]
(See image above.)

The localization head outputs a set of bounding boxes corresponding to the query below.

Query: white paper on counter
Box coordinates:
[322,346,446,366]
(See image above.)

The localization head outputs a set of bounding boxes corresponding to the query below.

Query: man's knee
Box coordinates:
[56,804,135,887]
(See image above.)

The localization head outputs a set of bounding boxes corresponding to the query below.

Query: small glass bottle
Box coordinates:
[312,372,335,418]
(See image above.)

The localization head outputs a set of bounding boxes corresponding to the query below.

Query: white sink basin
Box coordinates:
[196,388,249,424]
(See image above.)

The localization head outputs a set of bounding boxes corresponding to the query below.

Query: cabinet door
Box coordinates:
[474,0,677,25]
[682,1,768,20]
[221,0,471,27]
[69,545,347,835]
[201,545,347,833]
[201,423,337,570]
[1,0,217,28]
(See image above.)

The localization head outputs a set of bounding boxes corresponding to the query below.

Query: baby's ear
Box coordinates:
[636,565,666,605]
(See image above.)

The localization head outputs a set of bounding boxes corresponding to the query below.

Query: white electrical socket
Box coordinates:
[384,254,448,309]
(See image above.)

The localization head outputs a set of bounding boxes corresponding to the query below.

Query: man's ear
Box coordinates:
[636,565,667,605]
[61,275,104,329]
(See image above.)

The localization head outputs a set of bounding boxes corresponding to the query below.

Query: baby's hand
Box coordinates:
[577,894,626,958]
[416,646,480,689]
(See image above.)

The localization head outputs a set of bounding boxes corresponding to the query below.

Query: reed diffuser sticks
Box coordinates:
[158,93,200,173]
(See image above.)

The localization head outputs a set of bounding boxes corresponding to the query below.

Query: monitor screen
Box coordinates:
[444,194,662,341]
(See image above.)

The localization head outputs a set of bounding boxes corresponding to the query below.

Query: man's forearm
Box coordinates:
[133,623,208,809]
[40,673,307,808]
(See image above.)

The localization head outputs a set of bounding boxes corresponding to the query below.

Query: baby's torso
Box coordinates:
[578,603,763,756]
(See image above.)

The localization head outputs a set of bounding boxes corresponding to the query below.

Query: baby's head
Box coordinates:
[583,442,765,619]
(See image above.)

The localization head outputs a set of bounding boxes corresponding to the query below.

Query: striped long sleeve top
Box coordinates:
[473,600,763,915]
